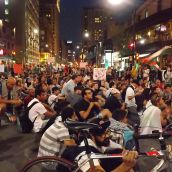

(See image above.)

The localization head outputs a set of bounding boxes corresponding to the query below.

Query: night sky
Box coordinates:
[60,0,144,45]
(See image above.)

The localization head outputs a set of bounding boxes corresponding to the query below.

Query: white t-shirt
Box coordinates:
[28,98,47,133]
[48,94,57,109]
[140,101,162,135]
[125,86,137,108]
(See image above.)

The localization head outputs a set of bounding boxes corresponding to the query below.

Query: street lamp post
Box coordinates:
[107,0,137,68]
[82,31,90,61]
[132,9,136,67]
[108,0,125,5]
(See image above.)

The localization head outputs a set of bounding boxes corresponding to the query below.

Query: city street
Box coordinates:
[0,123,37,172]
[0,0,172,172]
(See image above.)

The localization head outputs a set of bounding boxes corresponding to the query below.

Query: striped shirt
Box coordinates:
[38,117,70,158]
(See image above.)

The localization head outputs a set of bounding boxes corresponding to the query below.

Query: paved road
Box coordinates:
[0,123,37,172]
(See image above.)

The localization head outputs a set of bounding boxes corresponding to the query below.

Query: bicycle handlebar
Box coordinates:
[90,151,165,160]
[134,132,172,140]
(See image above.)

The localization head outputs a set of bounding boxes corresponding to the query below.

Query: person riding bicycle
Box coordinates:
[61,119,138,172]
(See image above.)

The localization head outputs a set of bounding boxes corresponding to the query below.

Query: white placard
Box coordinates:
[0,65,4,72]
[93,68,106,80]
[80,62,87,68]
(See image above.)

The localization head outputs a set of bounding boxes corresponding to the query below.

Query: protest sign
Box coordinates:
[93,68,106,80]
[13,64,23,74]
[80,62,87,68]
[0,65,4,72]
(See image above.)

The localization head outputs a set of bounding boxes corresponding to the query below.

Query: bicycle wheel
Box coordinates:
[20,156,74,172]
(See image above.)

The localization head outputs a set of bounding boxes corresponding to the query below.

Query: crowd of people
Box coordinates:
[0,64,172,171]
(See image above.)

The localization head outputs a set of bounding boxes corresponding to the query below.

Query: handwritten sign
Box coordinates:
[13,64,23,74]
[93,68,106,80]
[0,65,4,72]
[80,62,87,68]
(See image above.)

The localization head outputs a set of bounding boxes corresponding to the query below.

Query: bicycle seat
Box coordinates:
[64,119,100,131]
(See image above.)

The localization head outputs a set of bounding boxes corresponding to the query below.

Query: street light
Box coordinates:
[108,0,124,5]
[108,0,136,67]
[82,31,90,61]
[76,45,80,49]
[34,29,38,34]
[0,19,3,27]
[140,39,145,44]
[84,32,90,38]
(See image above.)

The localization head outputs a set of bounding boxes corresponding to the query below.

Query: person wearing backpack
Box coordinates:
[28,88,56,133]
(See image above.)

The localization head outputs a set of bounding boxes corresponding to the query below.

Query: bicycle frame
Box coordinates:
[74,153,124,172]
[74,152,172,172]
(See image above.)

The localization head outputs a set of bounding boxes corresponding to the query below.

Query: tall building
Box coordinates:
[133,0,172,54]
[39,0,60,63]
[0,0,39,63]
[131,0,172,67]
[82,7,111,46]
[0,0,15,61]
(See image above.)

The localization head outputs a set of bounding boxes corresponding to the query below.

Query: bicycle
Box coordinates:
[20,119,172,172]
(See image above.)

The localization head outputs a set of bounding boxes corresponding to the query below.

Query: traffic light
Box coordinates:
[128,42,135,50]
[135,53,139,60]
[12,51,16,60]
[12,51,16,56]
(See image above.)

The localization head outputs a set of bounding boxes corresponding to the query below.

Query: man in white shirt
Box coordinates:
[125,79,141,108]
[140,92,162,135]
[125,79,142,125]
[28,89,56,133]
[48,87,65,109]
[62,119,138,172]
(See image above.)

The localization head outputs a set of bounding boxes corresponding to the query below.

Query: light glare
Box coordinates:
[84,32,89,38]
[108,0,124,5]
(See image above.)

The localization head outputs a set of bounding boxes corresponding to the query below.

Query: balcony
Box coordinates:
[135,7,172,32]
[136,39,172,54]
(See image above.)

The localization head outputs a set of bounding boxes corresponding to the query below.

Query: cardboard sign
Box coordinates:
[80,62,87,68]
[0,65,4,72]
[13,64,23,74]
[93,68,106,80]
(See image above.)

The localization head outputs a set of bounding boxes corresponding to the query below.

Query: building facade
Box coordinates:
[25,0,40,63]
[39,0,60,63]
[0,0,40,63]
[82,7,111,46]
[134,0,172,54]
[0,0,15,61]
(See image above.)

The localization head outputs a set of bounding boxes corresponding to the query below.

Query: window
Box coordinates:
[5,0,9,5]
[95,18,101,23]
[5,9,9,15]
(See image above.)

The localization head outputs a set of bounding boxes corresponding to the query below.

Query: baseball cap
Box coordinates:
[90,119,110,135]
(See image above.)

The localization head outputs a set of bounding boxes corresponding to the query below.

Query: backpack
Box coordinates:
[18,101,39,133]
